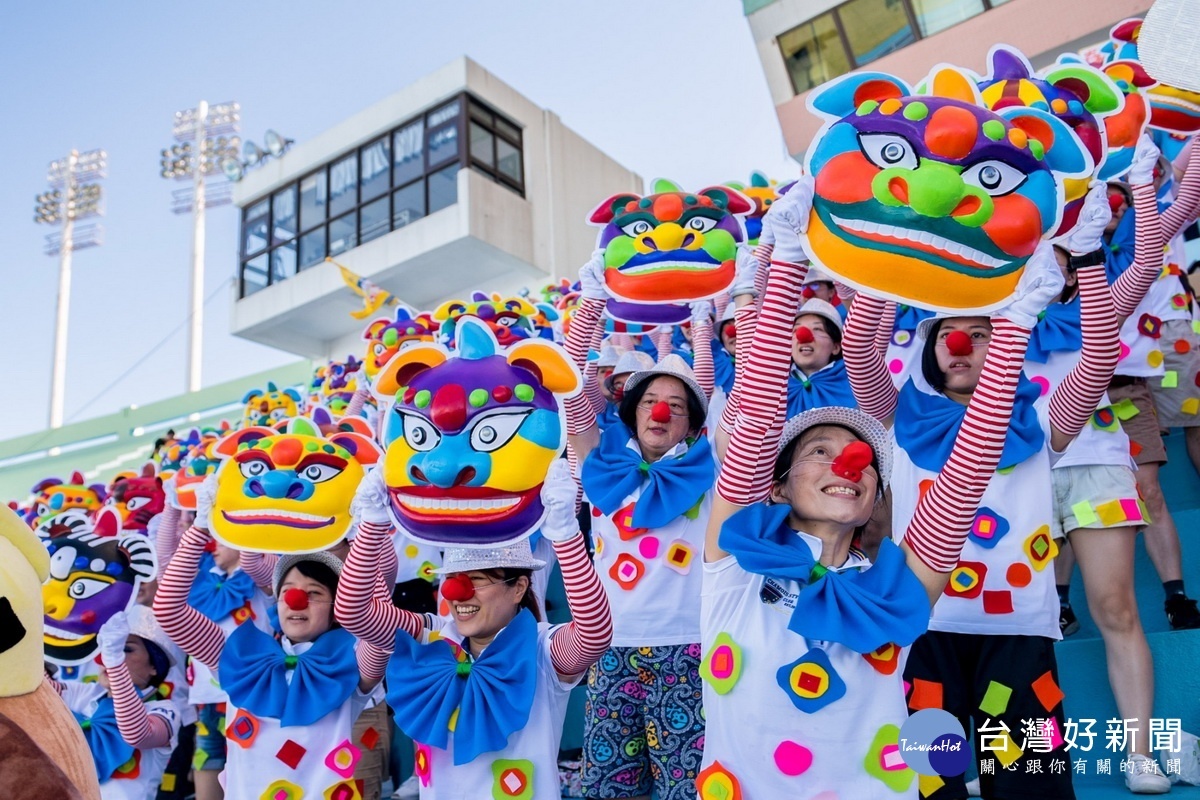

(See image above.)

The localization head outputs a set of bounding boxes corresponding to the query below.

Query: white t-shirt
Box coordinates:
[188,567,273,706]
[62,681,180,800]
[1023,349,1133,470]
[214,637,372,799]
[893,422,1061,640]
[413,616,579,799]
[391,529,444,584]
[586,440,710,647]
[701,538,917,798]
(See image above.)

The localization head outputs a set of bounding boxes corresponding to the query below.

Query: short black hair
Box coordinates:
[142,639,170,688]
[617,375,706,433]
[921,319,948,393]
[795,314,843,361]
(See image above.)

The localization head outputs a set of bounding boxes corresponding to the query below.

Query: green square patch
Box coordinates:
[979,680,1012,717]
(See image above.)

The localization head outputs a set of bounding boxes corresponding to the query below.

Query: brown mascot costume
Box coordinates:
[0,504,102,800]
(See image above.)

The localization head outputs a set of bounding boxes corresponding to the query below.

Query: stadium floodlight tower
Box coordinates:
[160,100,240,393]
[35,148,107,429]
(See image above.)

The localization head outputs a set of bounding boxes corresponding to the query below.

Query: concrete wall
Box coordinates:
[745,0,1153,158]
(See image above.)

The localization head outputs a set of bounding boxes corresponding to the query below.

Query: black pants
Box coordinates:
[904,631,1076,800]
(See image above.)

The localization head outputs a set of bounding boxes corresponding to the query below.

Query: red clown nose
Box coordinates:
[944,330,973,357]
[283,587,310,611]
[650,401,673,423]
[794,326,814,344]
[441,573,475,603]
[801,287,816,300]
[723,323,737,340]
[1108,193,1125,213]
[831,441,874,483]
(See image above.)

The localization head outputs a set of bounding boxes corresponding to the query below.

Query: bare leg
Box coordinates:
[1054,538,1075,588]
[1134,463,1183,584]
[194,770,224,800]
[1070,525,1155,757]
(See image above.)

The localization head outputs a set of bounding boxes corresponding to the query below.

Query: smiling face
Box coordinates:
[933,317,992,398]
[277,567,335,643]
[447,570,527,643]
[211,424,380,554]
[771,426,878,532]
[804,69,1089,313]
[42,532,155,665]
[792,314,842,373]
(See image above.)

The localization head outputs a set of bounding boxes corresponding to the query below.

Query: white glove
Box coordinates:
[1066,182,1112,255]
[194,472,218,530]
[995,241,1066,328]
[763,175,814,265]
[97,611,130,667]
[351,468,392,526]
[163,475,182,511]
[1128,133,1161,186]
[578,250,610,301]
[689,300,713,326]
[539,460,580,543]
[730,245,759,298]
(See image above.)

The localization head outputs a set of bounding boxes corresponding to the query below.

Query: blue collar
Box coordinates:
[386,609,539,765]
[712,339,736,395]
[719,504,929,653]
[581,425,714,529]
[219,625,359,726]
[1026,297,1081,364]
[75,695,136,780]
[895,377,1045,472]
[188,557,258,623]
[787,360,856,417]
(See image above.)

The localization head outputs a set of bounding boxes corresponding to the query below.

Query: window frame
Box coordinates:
[238,91,526,298]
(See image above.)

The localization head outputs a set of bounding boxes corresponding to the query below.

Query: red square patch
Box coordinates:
[982,590,1013,614]
[360,726,380,750]
[276,739,307,770]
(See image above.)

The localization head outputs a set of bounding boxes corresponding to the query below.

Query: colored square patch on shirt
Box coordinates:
[776,649,846,713]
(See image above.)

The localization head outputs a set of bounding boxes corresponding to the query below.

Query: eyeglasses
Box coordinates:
[636,399,690,417]
[467,575,518,589]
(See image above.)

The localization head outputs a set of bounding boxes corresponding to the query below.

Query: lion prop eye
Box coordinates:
[962,160,1027,196]
[468,412,530,453]
[620,220,653,237]
[859,133,919,170]
[400,414,442,452]
[239,459,271,479]
[300,463,343,483]
[68,577,110,600]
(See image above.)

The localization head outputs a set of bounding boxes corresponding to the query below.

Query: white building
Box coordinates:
[230,56,642,359]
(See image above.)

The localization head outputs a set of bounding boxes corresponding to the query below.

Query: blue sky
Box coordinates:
[0,1,796,441]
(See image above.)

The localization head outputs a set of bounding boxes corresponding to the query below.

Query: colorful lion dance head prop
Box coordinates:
[241,382,303,428]
[42,530,156,666]
[210,417,382,554]
[25,472,105,539]
[1100,18,1200,135]
[433,292,540,347]
[725,171,780,246]
[373,317,581,547]
[588,178,752,325]
[94,464,164,537]
[361,307,437,386]
[800,65,1091,313]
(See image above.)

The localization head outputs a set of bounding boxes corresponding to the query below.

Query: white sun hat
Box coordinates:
[795,298,843,331]
[436,539,547,574]
[776,405,893,489]
[622,353,709,415]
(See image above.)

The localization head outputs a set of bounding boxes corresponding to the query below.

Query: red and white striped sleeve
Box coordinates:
[718,303,757,435]
[564,298,606,437]
[653,326,674,358]
[238,551,278,596]
[107,662,172,749]
[752,242,773,305]
[355,639,393,687]
[346,385,371,417]
[334,520,423,649]
[904,319,1030,572]
[1048,264,1121,439]
[842,293,900,422]
[152,526,226,669]
[714,293,730,320]
[154,506,183,579]
[873,301,896,357]
[716,257,809,505]
[583,317,607,414]
[1160,140,1200,239]
[1110,181,1165,318]
[548,533,613,675]
[691,312,715,400]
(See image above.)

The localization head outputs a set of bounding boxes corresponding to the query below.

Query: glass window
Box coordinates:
[299,227,326,270]
[496,138,522,185]
[242,198,270,256]
[241,254,268,297]
[495,117,521,143]
[393,180,425,229]
[427,99,461,128]
[909,0,985,37]
[838,0,917,65]
[428,124,459,167]
[272,185,297,244]
[428,164,459,214]
[394,121,424,186]
[271,242,297,284]
[778,12,852,94]
[469,122,495,167]
[329,154,358,217]
[469,102,493,126]
[299,170,327,231]
[328,213,357,256]
[360,138,390,201]
[360,196,390,244]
